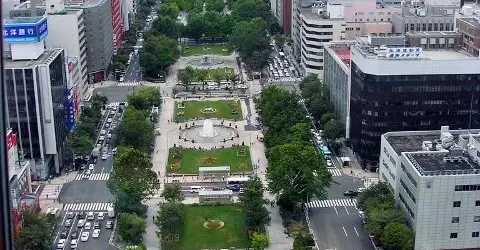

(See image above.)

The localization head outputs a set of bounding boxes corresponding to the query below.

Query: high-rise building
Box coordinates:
[3,16,70,180]
[111,0,124,52]
[348,36,480,169]
[379,126,480,250]
[292,1,346,76]
[9,0,114,83]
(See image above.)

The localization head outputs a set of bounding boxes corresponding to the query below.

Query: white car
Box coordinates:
[89,164,95,171]
[84,222,91,230]
[70,239,78,248]
[92,229,101,238]
[326,160,333,167]
[102,154,107,160]
[119,77,124,82]
[77,219,85,228]
[57,239,66,248]
[100,129,106,135]
[80,231,90,242]
[112,148,118,155]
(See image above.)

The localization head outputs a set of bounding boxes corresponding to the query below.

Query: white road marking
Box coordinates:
[334,206,338,215]
[344,206,349,215]
[354,226,359,236]
[342,226,348,237]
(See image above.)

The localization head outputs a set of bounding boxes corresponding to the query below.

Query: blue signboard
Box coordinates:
[64,99,76,131]
[3,17,48,43]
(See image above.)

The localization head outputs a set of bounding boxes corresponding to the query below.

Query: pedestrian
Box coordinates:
[46,194,49,199]
[152,215,155,222]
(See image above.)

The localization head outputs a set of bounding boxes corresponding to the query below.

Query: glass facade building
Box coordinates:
[349,62,480,169]
[4,49,69,179]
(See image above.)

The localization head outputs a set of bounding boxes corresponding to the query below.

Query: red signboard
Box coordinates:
[7,131,17,151]
[68,62,74,74]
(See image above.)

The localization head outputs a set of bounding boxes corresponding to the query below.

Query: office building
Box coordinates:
[292,0,346,76]
[379,126,480,250]
[348,35,480,169]
[456,17,480,57]
[275,0,292,35]
[9,0,114,83]
[3,16,71,180]
[323,41,353,138]
[111,0,124,52]
[405,31,462,48]
[391,3,459,34]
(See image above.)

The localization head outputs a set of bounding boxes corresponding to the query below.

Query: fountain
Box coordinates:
[200,119,217,138]
[188,56,224,67]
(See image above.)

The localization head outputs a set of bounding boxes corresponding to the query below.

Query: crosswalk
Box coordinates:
[306,199,357,209]
[75,173,110,181]
[328,168,342,177]
[268,77,301,83]
[117,81,142,87]
[63,202,114,212]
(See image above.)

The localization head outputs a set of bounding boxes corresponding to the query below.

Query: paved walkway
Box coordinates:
[36,171,78,213]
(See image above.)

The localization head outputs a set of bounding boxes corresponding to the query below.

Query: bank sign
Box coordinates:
[3,17,48,43]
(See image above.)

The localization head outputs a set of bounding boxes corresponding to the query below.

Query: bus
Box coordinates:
[321,145,331,160]
[227,176,250,189]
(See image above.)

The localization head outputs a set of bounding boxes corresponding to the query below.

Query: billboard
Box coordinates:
[64,98,76,131]
[3,17,48,43]
[386,47,423,59]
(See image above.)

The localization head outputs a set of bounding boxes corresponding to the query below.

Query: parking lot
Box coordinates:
[53,102,127,250]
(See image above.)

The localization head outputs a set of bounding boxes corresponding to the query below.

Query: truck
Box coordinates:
[92,146,101,158]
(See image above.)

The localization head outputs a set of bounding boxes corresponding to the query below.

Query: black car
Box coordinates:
[105,221,114,229]
[70,230,79,239]
[78,211,86,219]
[60,229,69,239]
[94,222,101,229]
[64,219,72,227]
[66,212,75,219]
[344,190,359,197]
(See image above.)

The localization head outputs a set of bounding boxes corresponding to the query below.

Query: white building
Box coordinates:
[292,1,346,77]
[379,126,480,250]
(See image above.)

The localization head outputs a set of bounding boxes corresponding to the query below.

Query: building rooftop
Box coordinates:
[386,134,440,154]
[5,49,62,68]
[458,17,480,28]
[405,31,460,37]
[407,152,480,175]
[4,16,44,24]
[334,47,351,67]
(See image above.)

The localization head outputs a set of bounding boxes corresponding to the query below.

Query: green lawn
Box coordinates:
[178,67,234,82]
[167,146,252,174]
[181,44,231,56]
[180,205,249,250]
[174,100,243,122]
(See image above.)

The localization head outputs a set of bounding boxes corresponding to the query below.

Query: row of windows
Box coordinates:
[302,45,323,56]
[453,200,480,207]
[305,64,323,70]
[302,38,324,49]
[302,27,333,36]
[354,18,391,22]
[304,36,333,43]
[399,194,415,218]
[302,20,333,29]
[450,232,480,238]
[455,184,480,191]
[401,164,418,187]
[453,216,480,223]
[400,179,416,204]
[405,22,453,32]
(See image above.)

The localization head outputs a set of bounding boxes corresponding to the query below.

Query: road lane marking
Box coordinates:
[334,206,338,215]
[344,206,349,215]
[342,226,348,237]
[354,226,359,236]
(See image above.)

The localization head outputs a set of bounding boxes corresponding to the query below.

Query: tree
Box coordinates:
[112,189,147,217]
[162,183,183,202]
[152,16,179,39]
[299,75,334,122]
[91,93,108,110]
[109,146,160,200]
[381,222,414,250]
[226,72,240,89]
[365,207,406,237]
[66,133,93,156]
[178,66,195,91]
[240,176,270,232]
[15,211,56,250]
[231,0,270,23]
[267,143,331,207]
[251,232,269,250]
[122,244,147,250]
[287,123,311,145]
[158,3,180,19]
[211,69,223,87]
[196,69,208,91]
[117,213,147,244]
[323,119,344,141]
[127,86,162,111]
[357,183,394,212]
[116,107,154,152]
[157,202,185,250]
[140,34,179,78]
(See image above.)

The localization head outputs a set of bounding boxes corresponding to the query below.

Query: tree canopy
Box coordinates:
[117,213,147,244]
[381,222,414,250]
[183,12,234,41]
[267,143,331,206]
[152,16,180,39]
[109,146,160,200]
[323,119,345,141]
[140,34,179,78]
[161,183,183,202]
[157,202,185,250]
[115,107,154,152]
[251,232,269,250]
[127,86,162,111]
[15,211,56,250]
[240,176,270,233]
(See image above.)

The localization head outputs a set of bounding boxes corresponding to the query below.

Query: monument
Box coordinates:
[200,119,217,138]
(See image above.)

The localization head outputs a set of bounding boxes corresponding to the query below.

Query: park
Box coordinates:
[174,100,243,122]
[181,44,231,57]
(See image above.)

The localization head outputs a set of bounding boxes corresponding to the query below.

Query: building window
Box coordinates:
[440,23,444,30]
[422,23,427,31]
[428,23,432,31]
[450,233,458,238]
[476,200,480,206]
[452,217,459,223]
[473,232,480,237]
[474,216,480,222]
[453,201,461,207]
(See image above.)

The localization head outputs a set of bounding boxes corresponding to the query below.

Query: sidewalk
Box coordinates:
[338,147,379,188]
[36,171,78,212]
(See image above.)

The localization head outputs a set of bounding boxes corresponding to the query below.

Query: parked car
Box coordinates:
[71,230,79,239]
[80,232,90,242]
[94,221,101,229]
[70,239,78,249]
[65,219,73,227]
[66,212,75,219]
[343,190,359,197]
[77,219,85,228]
[84,222,91,230]
[57,239,66,248]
